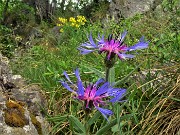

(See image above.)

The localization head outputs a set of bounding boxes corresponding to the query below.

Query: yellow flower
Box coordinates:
[71,23,75,26]
[82,18,87,22]
[77,19,81,23]
[76,15,87,26]
[75,24,80,28]
[60,28,64,33]
[78,16,87,21]
[58,17,67,24]
[81,22,85,25]
[69,17,76,23]
[57,23,63,27]
[64,19,68,23]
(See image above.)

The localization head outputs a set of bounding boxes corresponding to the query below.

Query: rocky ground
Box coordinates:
[0,53,50,135]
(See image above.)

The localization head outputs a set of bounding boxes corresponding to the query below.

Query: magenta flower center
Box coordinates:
[82,85,105,109]
[99,40,128,59]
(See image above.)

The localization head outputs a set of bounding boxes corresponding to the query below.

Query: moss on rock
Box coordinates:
[4,100,29,127]
[30,113,42,135]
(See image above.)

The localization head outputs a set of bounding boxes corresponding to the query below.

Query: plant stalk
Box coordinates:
[105,67,110,82]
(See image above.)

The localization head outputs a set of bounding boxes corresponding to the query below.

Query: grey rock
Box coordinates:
[108,0,162,19]
[0,53,50,135]
[0,92,6,102]
[51,26,61,36]
[11,75,26,88]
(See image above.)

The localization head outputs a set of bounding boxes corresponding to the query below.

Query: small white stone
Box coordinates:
[12,75,22,80]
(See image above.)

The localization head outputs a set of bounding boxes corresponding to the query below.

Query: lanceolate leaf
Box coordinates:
[82,64,105,78]
[96,119,117,135]
[87,111,101,127]
[68,115,86,134]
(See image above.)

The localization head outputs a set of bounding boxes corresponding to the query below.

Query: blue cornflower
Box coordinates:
[78,31,149,60]
[59,69,126,120]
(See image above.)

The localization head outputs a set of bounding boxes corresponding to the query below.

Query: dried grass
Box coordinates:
[137,68,180,135]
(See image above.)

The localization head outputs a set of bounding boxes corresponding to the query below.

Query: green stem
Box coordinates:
[84,112,89,135]
[104,55,116,83]
[85,123,89,135]
[105,67,110,82]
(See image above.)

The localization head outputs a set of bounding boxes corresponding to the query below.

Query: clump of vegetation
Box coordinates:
[0,0,35,58]
[0,0,179,134]
[0,25,15,58]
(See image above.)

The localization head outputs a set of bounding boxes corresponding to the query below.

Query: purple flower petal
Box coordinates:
[75,68,81,81]
[97,34,105,45]
[77,81,84,96]
[63,71,73,84]
[80,43,97,49]
[108,88,121,96]
[78,33,99,55]
[128,36,149,51]
[94,78,105,86]
[96,107,113,121]
[78,47,95,54]
[95,82,110,96]
[89,33,97,47]
[109,89,126,103]
[60,80,74,92]
[75,69,84,96]
[117,53,135,59]
[120,30,127,42]
[90,87,96,98]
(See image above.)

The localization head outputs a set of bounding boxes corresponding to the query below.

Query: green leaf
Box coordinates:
[111,124,119,133]
[125,103,139,125]
[112,104,123,134]
[96,119,117,135]
[68,115,86,134]
[114,63,143,86]
[82,64,105,78]
[47,115,67,134]
[112,114,134,134]
[87,111,101,127]
[111,122,126,133]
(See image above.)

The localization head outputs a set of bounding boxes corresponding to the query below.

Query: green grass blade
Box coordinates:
[68,115,86,134]
[96,119,117,135]
[167,97,180,102]
[114,63,143,86]
[47,115,68,134]
[82,64,105,78]
[87,111,101,127]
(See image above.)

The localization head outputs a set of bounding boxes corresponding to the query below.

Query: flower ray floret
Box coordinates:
[78,31,149,60]
[60,69,126,120]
